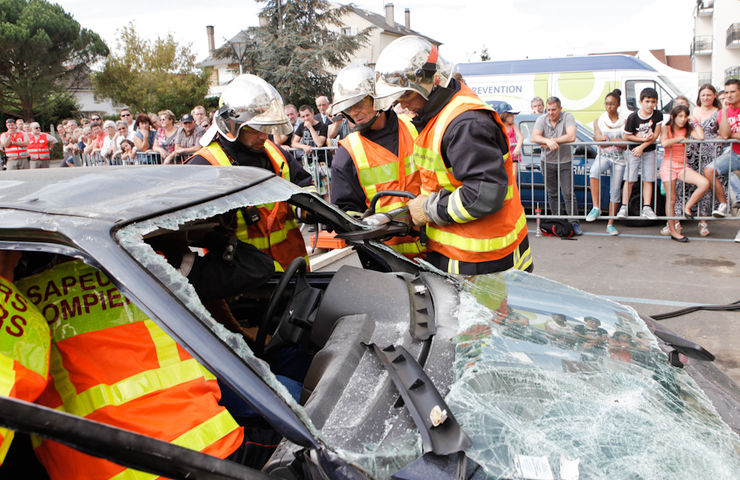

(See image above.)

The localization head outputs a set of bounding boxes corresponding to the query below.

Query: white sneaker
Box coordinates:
[735,229,740,243]
[641,205,657,220]
[586,207,600,222]
[616,205,628,219]
[712,203,728,218]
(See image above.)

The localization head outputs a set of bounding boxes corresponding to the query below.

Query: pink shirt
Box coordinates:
[506,126,520,161]
[718,105,740,154]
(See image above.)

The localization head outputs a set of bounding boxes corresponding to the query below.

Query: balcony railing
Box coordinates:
[726,66,740,82]
[695,0,714,16]
[727,23,740,48]
[697,72,712,86]
[691,36,713,56]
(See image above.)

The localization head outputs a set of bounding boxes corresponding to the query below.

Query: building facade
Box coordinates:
[691,0,740,87]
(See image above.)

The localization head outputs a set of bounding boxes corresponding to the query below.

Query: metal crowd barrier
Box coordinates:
[286,146,333,197]
[61,138,739,223]
[518,138,740,221]
[66,151,191,167]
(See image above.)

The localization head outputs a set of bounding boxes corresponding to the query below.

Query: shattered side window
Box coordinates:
[115,177,321,437]
[446,271,740,480]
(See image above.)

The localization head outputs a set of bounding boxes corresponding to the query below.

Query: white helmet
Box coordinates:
[330,65,395,115]
[214,74,292,142]
[375,36,453,105]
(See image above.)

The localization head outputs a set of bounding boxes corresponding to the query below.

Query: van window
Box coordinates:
[518,120,541,157]
[625,80,675,114]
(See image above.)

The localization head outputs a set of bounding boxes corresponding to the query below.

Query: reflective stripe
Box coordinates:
[448,259,460,275]
[413,145,445,173]
[143,320,181,367]
[346,132,405,205]
[237,217,297,249]
[377,200,406,211]
[264,141,290,181]
[427,212,527,253]
[51,344,212,419]
[357,161,401,188]
[398,115,418,139]
[430,95,490,152]
[504,184,514,200]
[0,354,17,462]
[3,133,26,159]
[447,188,476,223]
[109,410,240,480]
[347,133,369,170]
[0,277,51,376]
[0,355,14,396]
[205,143,231,166]
[389,241,424,255]
[0,427,13,464]
[513,245,533,271]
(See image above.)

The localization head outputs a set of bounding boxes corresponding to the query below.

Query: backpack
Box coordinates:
[539,219,575,238]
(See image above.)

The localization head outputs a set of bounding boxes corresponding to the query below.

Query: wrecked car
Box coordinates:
[0,166,738,479]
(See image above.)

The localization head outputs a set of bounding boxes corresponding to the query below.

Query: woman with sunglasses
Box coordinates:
[154,110,178,163]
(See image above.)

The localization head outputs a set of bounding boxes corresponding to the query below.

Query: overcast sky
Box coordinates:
[54,0,696,65]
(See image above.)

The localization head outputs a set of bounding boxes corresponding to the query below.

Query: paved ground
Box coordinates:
[527,218,740,384]
[308,217,740,384]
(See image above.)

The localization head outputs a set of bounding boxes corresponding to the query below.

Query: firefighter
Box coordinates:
[187,74,315,272]
[329,65,425,259]
[0,251,50,465]
[15,259,244,480]
[375,36,532,275]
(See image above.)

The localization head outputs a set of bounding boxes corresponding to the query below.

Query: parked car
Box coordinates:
[0,166,737,479]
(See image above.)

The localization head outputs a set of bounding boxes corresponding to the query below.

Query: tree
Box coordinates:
[92,23,210,116]
[0,0,108,121]
[216,0,371,107]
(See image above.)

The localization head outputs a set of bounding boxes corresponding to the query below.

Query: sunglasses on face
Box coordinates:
[121,113,131,117]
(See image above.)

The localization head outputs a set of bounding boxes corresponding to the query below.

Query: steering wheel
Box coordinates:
[254,257,310,357]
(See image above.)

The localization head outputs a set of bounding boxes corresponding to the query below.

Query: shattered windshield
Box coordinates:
[446,271,740,479]
[115,176,322,438]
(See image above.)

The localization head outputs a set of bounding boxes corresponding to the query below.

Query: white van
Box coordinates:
[455,55,687,130]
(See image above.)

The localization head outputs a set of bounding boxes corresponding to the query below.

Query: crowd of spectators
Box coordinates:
[3,83,738,243]
[524,79,740,242]
[0,105,212,169]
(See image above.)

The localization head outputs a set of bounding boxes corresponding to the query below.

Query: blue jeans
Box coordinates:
[707,148,740,203]
[590,151,628,203]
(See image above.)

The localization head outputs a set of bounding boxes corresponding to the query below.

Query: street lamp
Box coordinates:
[226,35,249,75]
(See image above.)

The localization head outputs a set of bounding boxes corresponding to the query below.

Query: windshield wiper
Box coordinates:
[365,343,471,456]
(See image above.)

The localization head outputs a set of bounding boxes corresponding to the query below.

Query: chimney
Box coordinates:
[385,3,395,27]
[404,8,410,29]
[206,25,215,55]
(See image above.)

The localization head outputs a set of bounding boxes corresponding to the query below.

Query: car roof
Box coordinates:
[0,166,275,222]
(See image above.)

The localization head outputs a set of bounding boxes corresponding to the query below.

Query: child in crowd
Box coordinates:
[659,105,707,242]
[587,89,628,235]
[118,139,137,164]
[497,104,522,178]
[659,96,691,235]
[619,88,663,220]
